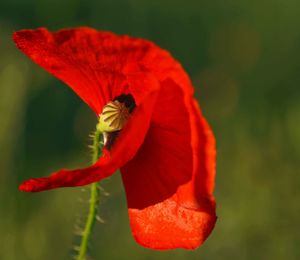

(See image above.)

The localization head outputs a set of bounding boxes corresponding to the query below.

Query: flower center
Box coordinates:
[97,100,130,133]
[97,94,136,149]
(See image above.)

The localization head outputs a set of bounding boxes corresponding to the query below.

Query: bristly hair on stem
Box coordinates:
[74,129,103,260]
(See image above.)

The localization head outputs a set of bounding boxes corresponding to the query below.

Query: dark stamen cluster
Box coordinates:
[114,94,136,113]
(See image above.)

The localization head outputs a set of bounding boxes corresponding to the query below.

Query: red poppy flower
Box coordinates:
[13,27,216,250]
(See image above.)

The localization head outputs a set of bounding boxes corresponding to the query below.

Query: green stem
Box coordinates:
[76,129,102,260]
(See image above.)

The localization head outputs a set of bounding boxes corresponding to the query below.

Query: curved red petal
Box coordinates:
[121,79,216,249]
[19,90,158,192]
[13,28,160,113]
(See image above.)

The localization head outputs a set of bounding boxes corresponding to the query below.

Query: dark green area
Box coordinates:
[0,0,299,259]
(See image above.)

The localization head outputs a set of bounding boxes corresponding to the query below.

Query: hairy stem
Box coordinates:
[76,129,102,260]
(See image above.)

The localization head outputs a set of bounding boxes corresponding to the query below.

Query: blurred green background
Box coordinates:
[1,0,299,259]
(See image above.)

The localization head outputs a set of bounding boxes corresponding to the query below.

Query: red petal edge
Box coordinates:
[13,28,161,114]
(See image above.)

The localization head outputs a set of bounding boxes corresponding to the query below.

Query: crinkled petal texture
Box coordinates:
[14,28,216,250]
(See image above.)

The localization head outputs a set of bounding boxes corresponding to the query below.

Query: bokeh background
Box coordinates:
[1,0,299,259]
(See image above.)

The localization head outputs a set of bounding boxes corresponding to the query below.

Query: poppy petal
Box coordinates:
[19,90,159,192]
[13,28,159,114]
[121,79,216,249]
